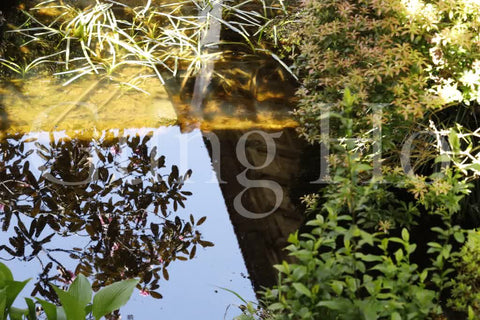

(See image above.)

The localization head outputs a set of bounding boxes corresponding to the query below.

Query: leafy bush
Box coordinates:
[263,213,440,319]
[448,230,480,317]
[290,0,480,125]
[259,84,475,318]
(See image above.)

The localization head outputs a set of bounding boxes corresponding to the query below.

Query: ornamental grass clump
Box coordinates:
[0,0,288,87]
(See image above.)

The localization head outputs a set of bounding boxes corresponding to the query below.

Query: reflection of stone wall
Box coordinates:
[204,128,312,290]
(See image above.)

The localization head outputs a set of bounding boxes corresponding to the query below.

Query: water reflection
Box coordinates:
[203,128,318,291]
[0,130,213,305]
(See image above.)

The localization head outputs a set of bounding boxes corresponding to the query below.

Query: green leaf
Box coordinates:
[25,298,36,320]
[343,88,355,107]
[267,302,285,311]
[292,282,311,298]
[92,278,139,320]
[401,229,409,242]
[356,253,382,262]
[419,270,428,283]
[317,300,350,311]
[394,249,404,263]
[5,280,29,312]
[8,307,27,320]
[449,130,460,152]
[36,298,57,320]
[68,274,92,308]
[454,231,465,243]
[0,263,13,288]
[56,306,67,320]
[218,287,248,305]
[85,304,92,317]
[434,154,451,164]
[0,288,6,320]
[358,300,378,320]
[53,286,85,320]
[467,163,480,173]
[391,312,401,320]
[330,281,344,295]
[468,306,475,320]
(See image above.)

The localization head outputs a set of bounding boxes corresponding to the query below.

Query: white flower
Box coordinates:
[436,81,463,104]
[460,70,480,88]
[402,0,423,16]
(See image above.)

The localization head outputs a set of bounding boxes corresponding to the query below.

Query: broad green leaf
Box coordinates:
[92,279,139,320]
[68,274,92,308]
[357,300,378,320]
[0,263,13,288]
[330,281,344,295]
[53,286,85,320]
[36,298,57,320]
[467,163,480,173]
[85,304,93,316]
[449,130,460,152]
[391,312,401,320]
[0,288,6,320]
[5,280,30,311]
[454,231,465,243]
[292,282,311,298]
[401,228,409,242]
[419,270,428,283]
[434,154,451,164]
[56,306,67,320]
[356,253,382,262]
[25,298,36,320]
[8,307,27,320]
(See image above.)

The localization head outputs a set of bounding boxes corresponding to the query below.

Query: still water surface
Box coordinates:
[0,126,256,319]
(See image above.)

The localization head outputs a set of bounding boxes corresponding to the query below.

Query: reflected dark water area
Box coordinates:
[203,128,319,291]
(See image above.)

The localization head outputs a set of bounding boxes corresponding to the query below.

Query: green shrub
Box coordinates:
[259,86,473,318]
[448,230,480,317]
[263,213,441,319]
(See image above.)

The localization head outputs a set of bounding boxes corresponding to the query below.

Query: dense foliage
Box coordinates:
[252,0,480,319]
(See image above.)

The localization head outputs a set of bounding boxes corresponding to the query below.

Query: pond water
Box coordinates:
[0,126,258,319]
[0,52,315,319]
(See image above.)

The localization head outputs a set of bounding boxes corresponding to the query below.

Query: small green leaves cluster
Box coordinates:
[262,211,443,319]
[448,230,480,317]
[0,262,138,320]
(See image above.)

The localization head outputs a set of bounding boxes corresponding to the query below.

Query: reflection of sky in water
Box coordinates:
[0,126,255,319]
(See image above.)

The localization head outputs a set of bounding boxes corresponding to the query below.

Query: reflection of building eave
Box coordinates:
[203,128,311,292]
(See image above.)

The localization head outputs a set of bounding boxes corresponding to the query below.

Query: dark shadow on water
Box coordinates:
[203,128,320,292]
